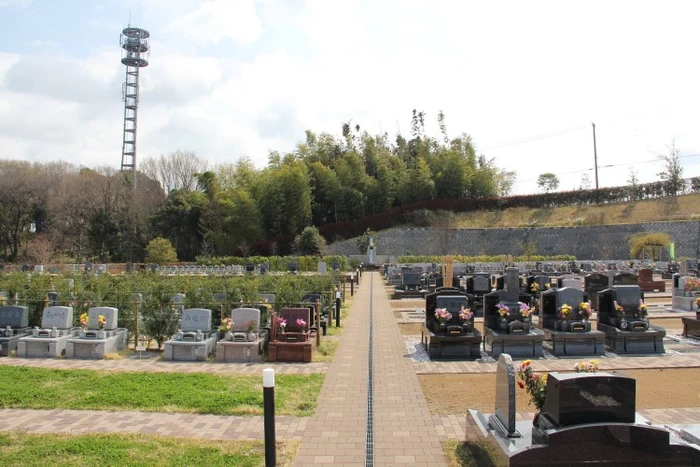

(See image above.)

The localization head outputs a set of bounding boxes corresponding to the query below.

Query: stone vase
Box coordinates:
[462,321,473,334]
[499,318,509,332]
[247,331,256,342]
[522,317,532,333]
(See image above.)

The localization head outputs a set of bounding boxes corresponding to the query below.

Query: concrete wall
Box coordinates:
[327,221,700,259]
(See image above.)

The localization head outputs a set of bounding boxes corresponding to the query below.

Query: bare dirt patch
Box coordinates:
[399,323,423,335]
[649,317,685,330]
[419,368,700,415]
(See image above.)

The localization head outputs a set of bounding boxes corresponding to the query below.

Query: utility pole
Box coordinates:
[592,122,599,190]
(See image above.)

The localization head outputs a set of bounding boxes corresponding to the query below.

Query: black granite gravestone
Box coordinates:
[584,272,610,310]
[614,272,638,286]
[422,287,481,359]
[597,285,665,353]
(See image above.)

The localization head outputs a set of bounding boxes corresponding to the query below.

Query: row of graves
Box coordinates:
[471,354,700,465]
[0,292,329,363]
[419,267,667,360]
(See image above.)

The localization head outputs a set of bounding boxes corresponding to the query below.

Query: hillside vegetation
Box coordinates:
[447,193,700,229]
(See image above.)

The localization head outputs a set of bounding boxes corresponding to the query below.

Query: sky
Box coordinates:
[1,0,700,195]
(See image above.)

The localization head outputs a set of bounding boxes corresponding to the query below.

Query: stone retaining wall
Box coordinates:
[327,221,700,259]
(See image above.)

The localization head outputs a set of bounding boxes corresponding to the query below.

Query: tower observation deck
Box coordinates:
[119,27,150,172]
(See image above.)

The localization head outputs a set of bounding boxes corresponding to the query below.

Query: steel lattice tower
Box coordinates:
[119,27,150,173]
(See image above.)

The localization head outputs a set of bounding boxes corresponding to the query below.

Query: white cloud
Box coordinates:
[2,0,700,193]
[0,0,32,7]
[166,0,263,47]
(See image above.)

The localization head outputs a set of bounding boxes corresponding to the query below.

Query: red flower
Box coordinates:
[518,381,525,389]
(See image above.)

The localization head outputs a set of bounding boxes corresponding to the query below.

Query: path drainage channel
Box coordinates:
[365,276,374,466]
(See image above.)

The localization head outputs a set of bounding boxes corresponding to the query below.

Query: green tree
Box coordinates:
[151,189,207,261]
[628,232,671,260]
[537,173,560,193]
[145,237,178,264]
[294,226,326,255]
[658,141,684,196]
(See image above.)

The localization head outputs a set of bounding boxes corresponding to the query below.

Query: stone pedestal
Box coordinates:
[164,335,217,361]
[216,339,264,362]
[421,325,482,359]
[268,341,312,362]
[17,332,77,358]
[597,322,666,353]
[544,329,606,356]
[0,330,31,356]
[484,327,545,358]
[65,329,128,359]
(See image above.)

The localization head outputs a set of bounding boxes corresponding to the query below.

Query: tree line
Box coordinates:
[1,111,510,263]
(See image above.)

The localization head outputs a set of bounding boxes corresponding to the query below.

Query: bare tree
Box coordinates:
[141,150,208,194]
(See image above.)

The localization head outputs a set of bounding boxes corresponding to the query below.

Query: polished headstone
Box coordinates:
[41,306,73,329]
[180,308,212,332]
[0,305,29,328]
[87,307,118,330]
[491,353,518,437]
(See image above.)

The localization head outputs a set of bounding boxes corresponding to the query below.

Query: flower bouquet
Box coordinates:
[277,317,287,333]
[530,282,539,293]
[496,302,510,318]
[459,307,474,321]
[79,313,88,331]
[637,301,648,320]
[517,360,547,412]
[296,318,307,332]
[98,314,106,330]
[574,359,599,373]
[578,302,592,321]
[519,302,532,319]
[435,308,452,324]
[557,303,573,320]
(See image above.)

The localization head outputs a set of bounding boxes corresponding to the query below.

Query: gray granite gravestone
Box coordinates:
[490,353,519,438]
[561,278,582,290]
[181,308,212,332]
[217,307,266,362]
[318,261,327,274]
[87,307,118,330]
[0,305,29,328]
[42,306,73,329]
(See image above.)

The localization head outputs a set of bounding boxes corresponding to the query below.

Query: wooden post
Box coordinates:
[134,295,140,349]
[342,280,346,303]
[315,299,321,347]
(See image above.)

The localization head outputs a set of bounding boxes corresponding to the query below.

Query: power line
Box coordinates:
[482,125,587,151]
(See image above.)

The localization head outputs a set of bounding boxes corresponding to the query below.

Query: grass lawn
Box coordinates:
[0,366,323,416]
[0,432,298,466]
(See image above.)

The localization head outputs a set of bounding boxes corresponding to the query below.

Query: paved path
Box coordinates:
[294,271,446,466]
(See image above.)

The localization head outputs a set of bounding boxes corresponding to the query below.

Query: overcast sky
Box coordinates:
[1,0,700,194]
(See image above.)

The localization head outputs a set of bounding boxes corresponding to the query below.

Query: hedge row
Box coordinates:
[195,255,352,271]
[398,254,576,264]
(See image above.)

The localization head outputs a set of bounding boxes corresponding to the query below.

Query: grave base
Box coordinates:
[682,318,700,338]
[421,325,482,359]
[391,290,426,300]
[163,335,217,361]
[0,331,31,356]
[597,322,666,354]
[543,329,606,356]
[65,329,128,359]
[216,339,264,362]
[672,295,699,312]
[268,342,312,362]
[17,333,76,358]
[484,328,545,358]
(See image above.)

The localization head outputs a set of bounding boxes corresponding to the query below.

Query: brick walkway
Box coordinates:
[294,272,446,466]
